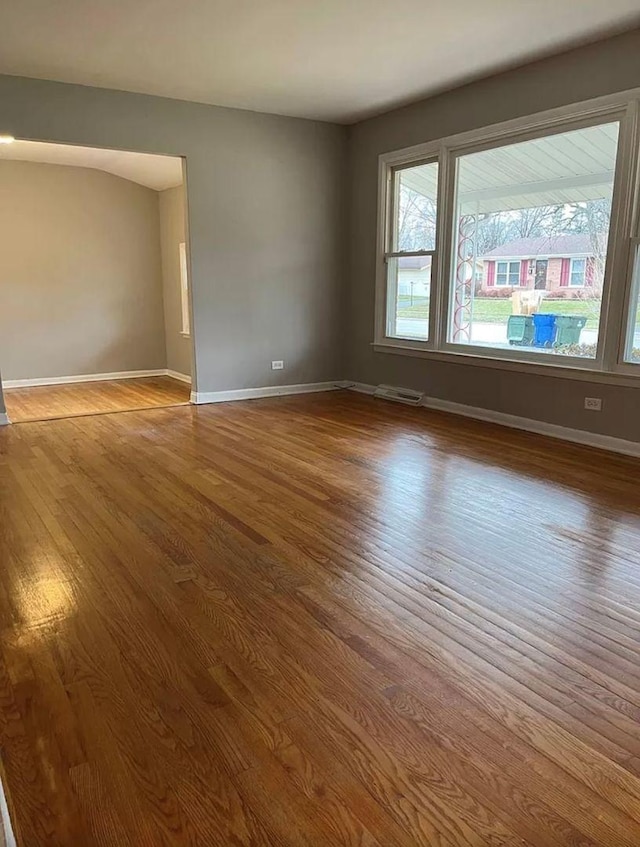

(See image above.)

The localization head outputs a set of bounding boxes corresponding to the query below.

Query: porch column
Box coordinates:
[452,213,477,343]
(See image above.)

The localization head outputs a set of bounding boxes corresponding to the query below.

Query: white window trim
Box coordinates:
[569,257,587,288]
[374,87,640,381]
[384,159,438,341]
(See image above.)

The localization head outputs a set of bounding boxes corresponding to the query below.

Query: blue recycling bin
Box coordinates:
[532,313,557,347]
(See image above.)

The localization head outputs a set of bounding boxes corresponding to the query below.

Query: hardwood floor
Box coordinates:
[3,376,190,422]
[1,390,640,845]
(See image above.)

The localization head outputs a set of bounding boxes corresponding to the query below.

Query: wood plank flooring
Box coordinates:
[3,376,190,422]
[1,390,640,845]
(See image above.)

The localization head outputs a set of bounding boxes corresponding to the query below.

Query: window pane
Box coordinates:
[570,258,586,286]
[386,256,432,341]
[394,161,438,252]
[179,242,190,335]
[625,246,640,364]
[448,122,619,359]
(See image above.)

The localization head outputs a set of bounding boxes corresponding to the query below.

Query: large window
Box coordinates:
[448,122,618,359]
[376,95,640,380]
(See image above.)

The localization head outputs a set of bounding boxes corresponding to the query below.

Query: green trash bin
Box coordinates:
[507,315,534,346]
[554,316,587,346]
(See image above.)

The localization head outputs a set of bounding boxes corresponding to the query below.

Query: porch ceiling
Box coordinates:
[402,121,619,215]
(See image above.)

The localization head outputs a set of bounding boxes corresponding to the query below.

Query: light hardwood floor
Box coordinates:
[1,391,640,845]
[3,376,190,422]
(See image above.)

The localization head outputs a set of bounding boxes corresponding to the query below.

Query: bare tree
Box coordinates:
[475,213,511,255]
[397,186,437,252]
[513,205,564,238]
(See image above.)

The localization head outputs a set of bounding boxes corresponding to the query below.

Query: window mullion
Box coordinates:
[434,145,455,349]
[385,250,436,259]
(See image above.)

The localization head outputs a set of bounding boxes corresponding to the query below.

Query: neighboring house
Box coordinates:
[397,256,432,298]
[479,234,598,298]
[398,255,482,297]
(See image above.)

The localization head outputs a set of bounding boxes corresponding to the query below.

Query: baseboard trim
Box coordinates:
[192,381,341,405]
[348,383,640,458]
[3,368,192,389]
[3,369,166,388]
[166,370,192,384]
[3,367,633,457]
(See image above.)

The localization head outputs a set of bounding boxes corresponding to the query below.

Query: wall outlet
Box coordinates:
[584,397,602,411]
[271,360,284,370]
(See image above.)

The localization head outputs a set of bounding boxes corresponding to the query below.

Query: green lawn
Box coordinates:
[396,296,607,331]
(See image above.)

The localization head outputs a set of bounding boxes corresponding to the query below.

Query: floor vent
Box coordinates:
[373,384,424,406]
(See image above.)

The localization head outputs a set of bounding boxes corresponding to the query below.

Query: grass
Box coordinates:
[396,296,607,330]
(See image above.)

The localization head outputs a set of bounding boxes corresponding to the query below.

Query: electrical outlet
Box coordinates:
[584,397,602,412]
[271,360,284,370]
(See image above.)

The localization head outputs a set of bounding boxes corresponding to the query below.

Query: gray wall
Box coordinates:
[347,28,640,442]
[159,184,192,378]
[0,74,346,402]
[0,160,167,381]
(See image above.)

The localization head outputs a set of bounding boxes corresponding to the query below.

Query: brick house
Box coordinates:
[479,234,598,298]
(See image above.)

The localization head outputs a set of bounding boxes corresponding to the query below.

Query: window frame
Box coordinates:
[383,158,439,341]
[374,90,640,382]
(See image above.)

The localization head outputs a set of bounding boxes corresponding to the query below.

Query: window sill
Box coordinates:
[372,340,640,388]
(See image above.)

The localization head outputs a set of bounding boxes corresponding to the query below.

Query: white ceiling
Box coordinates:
[0,1,639,123]
[0,140,183,191]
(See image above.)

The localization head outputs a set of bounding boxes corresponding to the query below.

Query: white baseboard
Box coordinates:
[2,368,191,389]
[3,369,166,389]
[192,381,342,405]
[2,365,633,458]
[348,383,640,458]
[166,370,192,384]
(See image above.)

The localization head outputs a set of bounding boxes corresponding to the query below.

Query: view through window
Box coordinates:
[386,160,438,340]
[448,122,620,358]
[179,241,190,336]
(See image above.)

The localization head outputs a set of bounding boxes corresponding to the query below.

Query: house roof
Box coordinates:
[397,256,432,270]
[481,233,593,259]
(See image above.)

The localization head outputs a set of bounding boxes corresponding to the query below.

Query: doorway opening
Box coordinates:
[0,138,194,423]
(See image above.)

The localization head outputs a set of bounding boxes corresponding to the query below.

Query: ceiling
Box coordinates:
[1,2,639,124]
[0,140,183,190]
